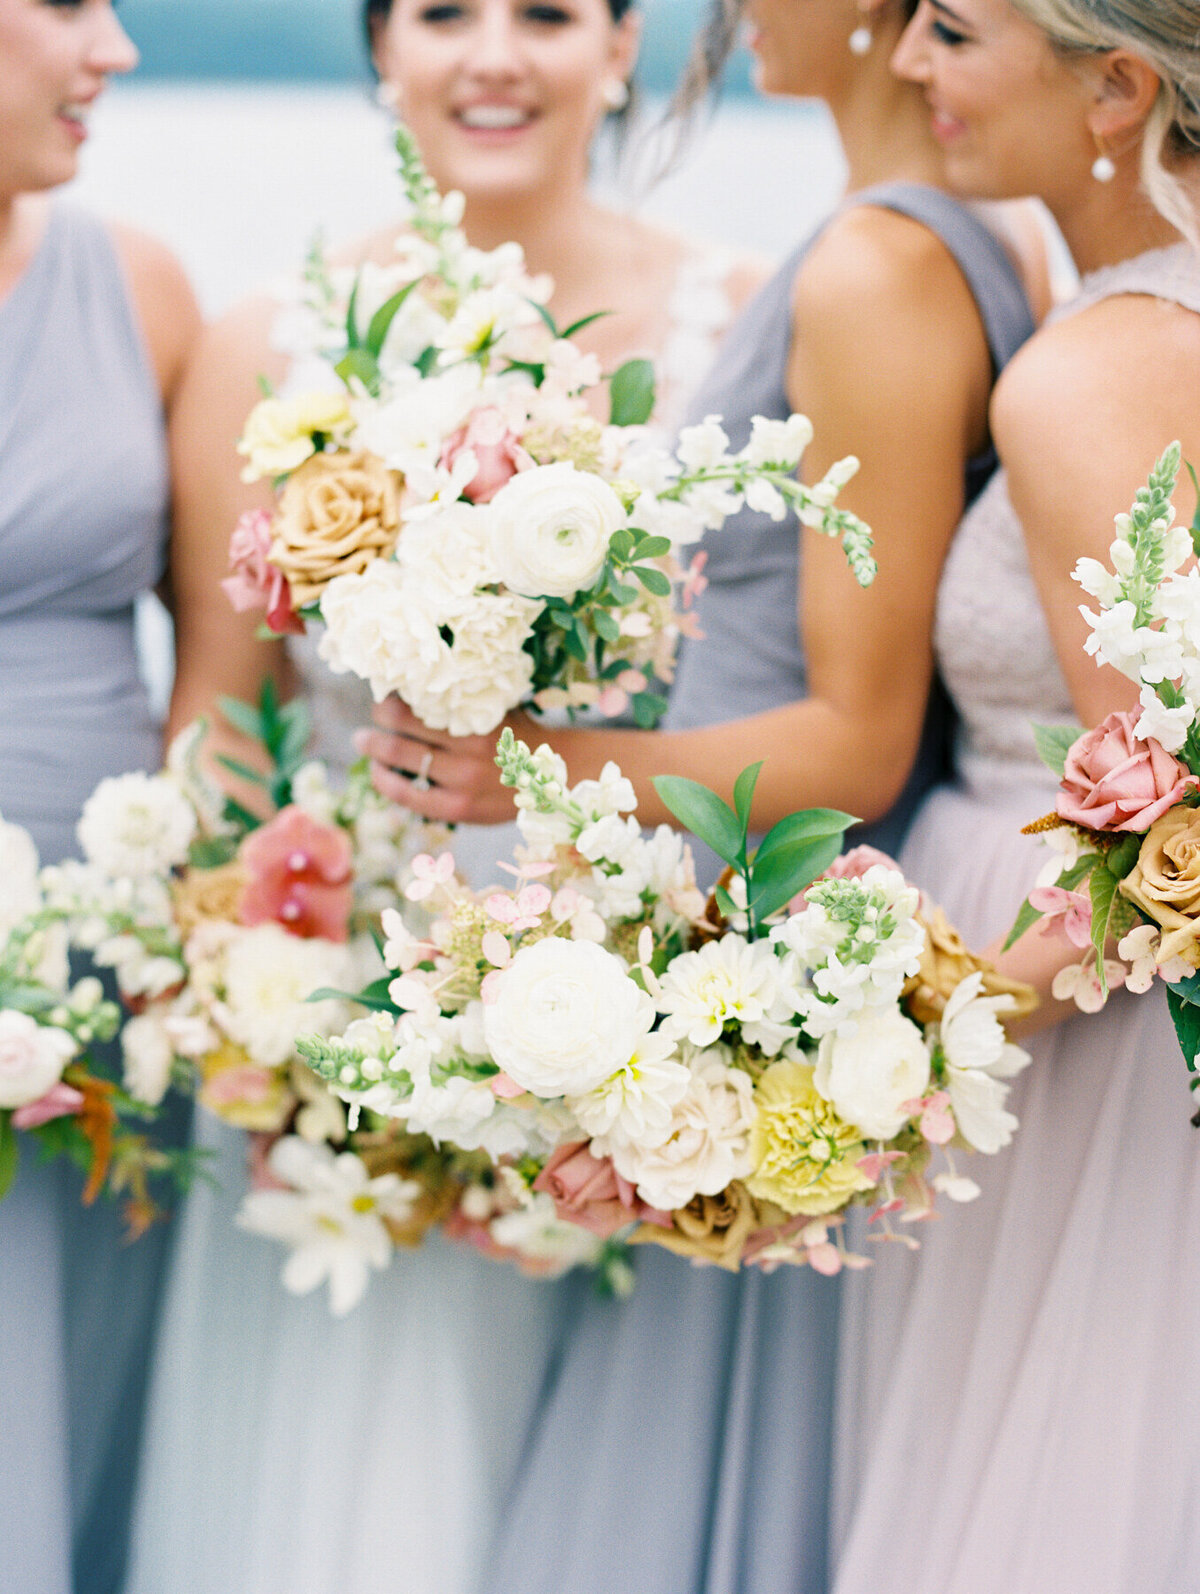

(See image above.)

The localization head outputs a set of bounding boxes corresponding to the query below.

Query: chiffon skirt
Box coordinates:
[127,1115,566,1594]
[833,775,1200,1593]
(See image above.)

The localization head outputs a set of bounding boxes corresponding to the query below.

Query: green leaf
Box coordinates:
[652,776,744,866]
[1058,852,1101,892]
[1187,461,1200,559]
[1105,833,1141,880]
[414,346,439,378]
[714,885,740,920]
[1089,865,1120,996]
[632,565,671,597]
[221,795,263,833]
[748,834,845,925]
[608,527,635,561]
[754,808,859,863]
[345,272,362,347]
[607,576,638,605]
[608,358,656,427]
[1169,970,1200,1006]
[0,1113,17,1202]
[559,309,612,340]
[188,835,239,870]
[334,348,381,392]
[217,695,264,744]
[255,373,274,399]
[1167,986,1200,1074]
[732,763,762,833]
[528,298,560,339]
[1003,897,1045,952]
[215,755,269,789]
[365,281,418,359]
[630,691,668,729]
[593,608,621,644]
[1032,723,1084,779]
[307,984,398,1014]
[563,624,588,663]
[631,533,671,560]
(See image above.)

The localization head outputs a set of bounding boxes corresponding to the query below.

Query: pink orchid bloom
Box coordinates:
[221,509,305,635]
[12,1081,85,1130]
[239,805,353,942]
[1028,885,1093,950]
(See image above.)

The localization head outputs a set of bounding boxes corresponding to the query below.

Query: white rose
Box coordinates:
[483,937,650,1097]
[488,463,626,599]
[814,1006,930,1141]
[0,1010,77,1108]
[611,1050,756,1211]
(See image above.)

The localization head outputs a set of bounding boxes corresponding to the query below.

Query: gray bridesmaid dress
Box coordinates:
[0,203,183,1594]
[476,186,1035,1594]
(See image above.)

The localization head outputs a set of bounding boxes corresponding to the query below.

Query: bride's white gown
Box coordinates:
[126,244,739,1594]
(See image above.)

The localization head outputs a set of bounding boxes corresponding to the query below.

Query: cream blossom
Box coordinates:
[936,973,1030,1154]
[488,1191,606,1272]
[0,1010,77,1108]
[394,500,500,595]
[121,1009,176,1106]
[487,463,626,599]
[77,771,197,881]
[217,924,353,1068]
[814,1006,931,1141]
[0,815,41,943]
[567,1028,691,1154]
[237,391,353,482]
[657,935,796,1052]
[483,937,651,1098]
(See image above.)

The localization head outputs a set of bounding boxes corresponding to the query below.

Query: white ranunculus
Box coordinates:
[611,1049,756,1211]
[77,771,197,880]
[0,816,41,945]
[814,1005,931,1141]
[939,972,1029,1154]
[121,1009,175,1106]
[218,924,353,1068]
[487,463,626,599]
[0,1010,77,1108]
[483,937,650,1098]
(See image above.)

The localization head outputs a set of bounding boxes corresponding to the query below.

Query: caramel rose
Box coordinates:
[904,905,1039,1026]
[171,861,247,941]
[1120,804,1200,968]
[269,450,401,607]
[630,1181,782,1271]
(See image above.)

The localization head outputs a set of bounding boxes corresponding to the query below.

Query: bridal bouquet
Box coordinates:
[1008,444,1200,1112]
[300,732,1035,1280]
[40,690,512,1310]
[225,127,875,734]
[0,812,189,1232]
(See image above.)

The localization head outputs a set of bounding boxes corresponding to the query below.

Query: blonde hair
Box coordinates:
[1010,0,1200,241]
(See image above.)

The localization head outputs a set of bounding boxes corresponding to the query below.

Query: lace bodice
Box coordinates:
[937,242,1200,799]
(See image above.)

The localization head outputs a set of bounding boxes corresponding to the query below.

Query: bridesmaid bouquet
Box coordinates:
[1007,444,1200,1113]
[224,127,875,734]
[0,812,189,1233]
[41,690,513,1313]
[298,732,1036,1282]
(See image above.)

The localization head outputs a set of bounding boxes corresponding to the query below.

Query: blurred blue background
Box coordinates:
[115,0,755,92]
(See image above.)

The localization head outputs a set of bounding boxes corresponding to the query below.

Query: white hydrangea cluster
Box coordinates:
[76,771,197,882]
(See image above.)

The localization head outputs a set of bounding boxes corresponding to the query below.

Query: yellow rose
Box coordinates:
[745,1058,874,1217]
[237,392,354,483]
[171,861,247,941]
[198,1040,293,1133]
[904,906,1039,1026]
[269,450,401,608]
[1120,803,1200,967]
[629,1180,786,1271]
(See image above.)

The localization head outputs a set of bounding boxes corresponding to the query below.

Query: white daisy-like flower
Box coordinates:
[568,1029,691,1153]
[657,934,795,1051]
[237,1138,419,1316]
[76,771,197,880]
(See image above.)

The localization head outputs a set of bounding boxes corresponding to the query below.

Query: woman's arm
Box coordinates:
[982,292,1200,1011]
[165,296,293,772]
[362,206,993,830]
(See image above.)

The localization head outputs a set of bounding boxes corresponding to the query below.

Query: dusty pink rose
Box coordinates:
[824,845,900,880]
[238,805,353,942]
[222,509,305,635]
[533,1142,671,1238]
[439,407,532,504]
[1057,711,1196,832]
[12,1081,85,1130]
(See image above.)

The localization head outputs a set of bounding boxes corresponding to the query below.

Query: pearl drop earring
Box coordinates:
[601,78,630,112]
[375,80,400,114]
[848,5,873,54]
[1091,135,1116,183]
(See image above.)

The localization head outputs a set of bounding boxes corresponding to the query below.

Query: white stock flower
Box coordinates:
[1133,686,1194,755]
[0,1010,77,1108]
[814,1006,930,1141]
[567,1027,691,1153]
[290,761,339,824]
[676,416,731,472]
[1071,557,1122,608]
[611,1048,756,1211]
[739,413,813,470]
[237,1138,419,1316]
[937,973,1030,1153]
[487,463,626,599]
[0,815,41,944]
[93,933,183,1001]
[657,935,795,1052]
[218,924,353,1068]
[483,937,650,1097]
[121,1009,175,1106]
[77,772,197,880]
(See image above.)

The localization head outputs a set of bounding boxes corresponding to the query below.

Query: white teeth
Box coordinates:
[60,103,90,124]
[458,105,529,130]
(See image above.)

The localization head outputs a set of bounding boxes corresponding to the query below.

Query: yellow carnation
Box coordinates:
[237,392,354,483]
[745,1058,873,1217]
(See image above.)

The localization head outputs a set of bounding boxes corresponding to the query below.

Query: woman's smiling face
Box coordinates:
[373,0,638,203]
[891,0,1098,205]
[0,0,137,196]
